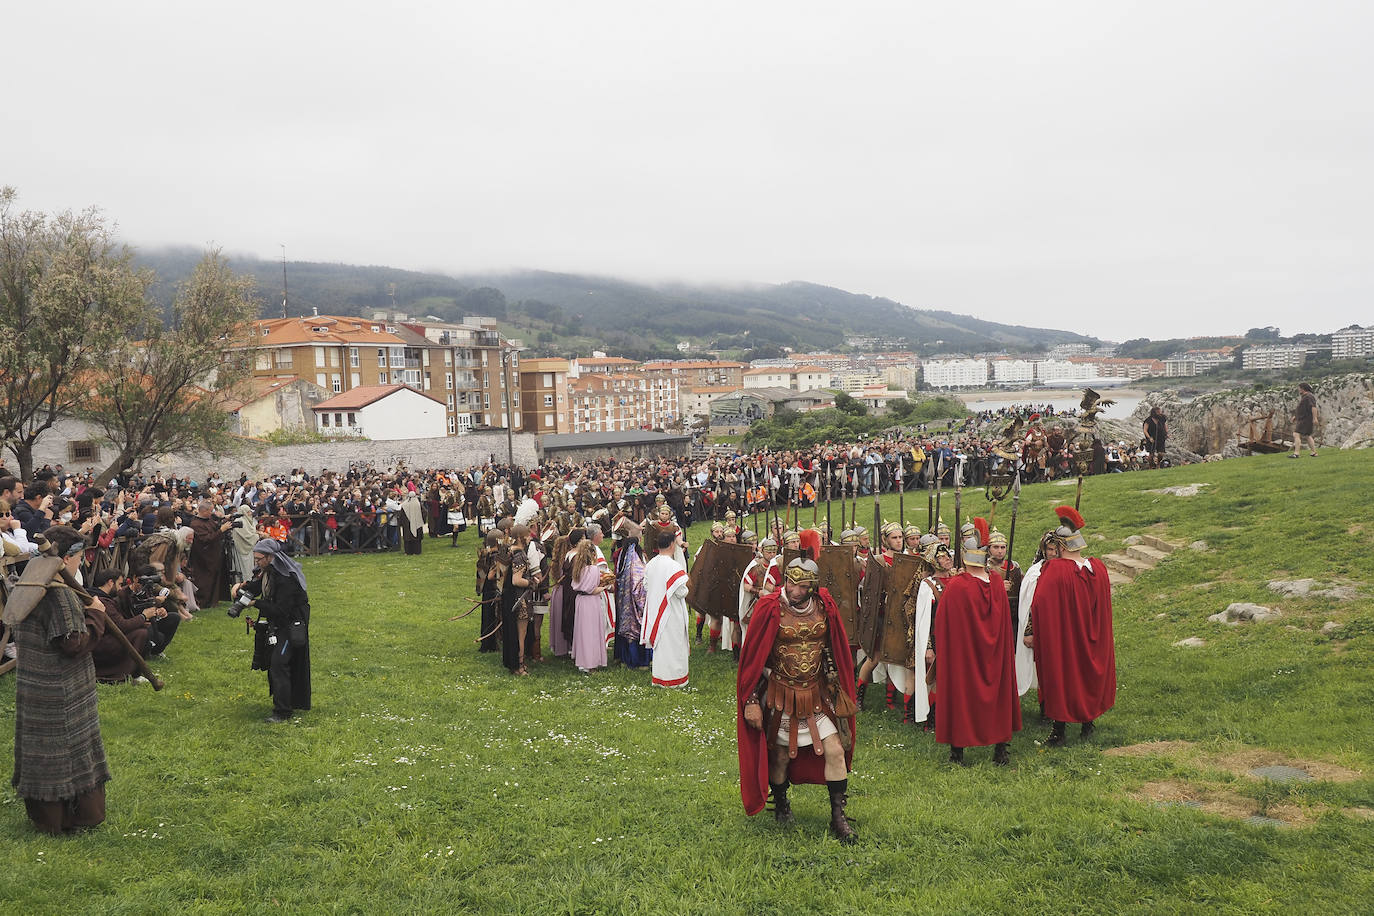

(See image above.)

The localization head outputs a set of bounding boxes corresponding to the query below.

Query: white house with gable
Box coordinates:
[311,384,448,440]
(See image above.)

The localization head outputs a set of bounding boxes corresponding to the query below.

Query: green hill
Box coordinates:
[134,247,1096,358]
[2,448,1370,912]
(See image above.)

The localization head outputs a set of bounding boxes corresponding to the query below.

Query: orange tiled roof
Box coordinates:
[238,316,408,348]
[311,384,445,411]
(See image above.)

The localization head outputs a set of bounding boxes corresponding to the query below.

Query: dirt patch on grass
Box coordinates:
[1341,806,1374,821]
[1131,781,1315,826]
[1105,740,1363,782]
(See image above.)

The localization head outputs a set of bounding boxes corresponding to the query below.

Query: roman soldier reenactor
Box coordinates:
[737,557,858,844]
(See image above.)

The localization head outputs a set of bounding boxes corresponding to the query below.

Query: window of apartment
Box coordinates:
[378,373,387,385]
[314,346,325,365]
[347,413,357,426]
[511,412,520,426]
[543,394,553,407]
[335,413,343,427]
[316,373,327,388]
[321,413,330,427]
[447,416,456,435]
[332,375,341,394]
[351,372,360,388]
[349,347,359,367]
[255,351,271,371]
[445,373,453,390]
[484,394,490,408]
[483,375,489,388]
[544,414,553,428]
[510,354,518,369]
[446,393,455,410]
[542,373,553,387]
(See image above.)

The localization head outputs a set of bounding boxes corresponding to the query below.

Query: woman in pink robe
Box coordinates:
[570,540,608,671]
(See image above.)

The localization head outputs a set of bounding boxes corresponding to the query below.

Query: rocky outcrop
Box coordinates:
[1107,374,1374,458]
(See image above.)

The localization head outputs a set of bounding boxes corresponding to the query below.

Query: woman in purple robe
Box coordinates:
[613,521,652,668]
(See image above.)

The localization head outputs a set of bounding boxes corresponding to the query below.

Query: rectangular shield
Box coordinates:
[856,555,887,656]
[686,539,756,622]
[816,545,860,646]
[879,553,926,664]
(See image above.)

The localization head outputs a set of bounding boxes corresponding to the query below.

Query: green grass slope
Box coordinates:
[2,451,1371,914]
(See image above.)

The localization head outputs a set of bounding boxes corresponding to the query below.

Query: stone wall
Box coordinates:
[539,440,693,465]
[1096,373,1374,460]
[18,417,539,478]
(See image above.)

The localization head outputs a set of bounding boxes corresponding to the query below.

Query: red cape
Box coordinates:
[1030,557,1117,723]
[736,588,856,816]
[934,572,1022,748]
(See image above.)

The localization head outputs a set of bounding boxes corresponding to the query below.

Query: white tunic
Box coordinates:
[594,544,616,642]
[642,553,690,688]
[1015,561,1043,695]
[885,577,935,720]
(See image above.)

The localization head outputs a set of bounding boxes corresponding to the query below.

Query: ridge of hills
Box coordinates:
[135,247,1097,359]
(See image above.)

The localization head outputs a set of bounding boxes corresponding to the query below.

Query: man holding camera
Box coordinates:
[230,539,312,724]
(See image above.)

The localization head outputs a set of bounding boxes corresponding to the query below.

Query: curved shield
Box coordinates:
[879,553,926,664]
[817,545,860,646]
[856,555,887,656]
[686,539,755,622]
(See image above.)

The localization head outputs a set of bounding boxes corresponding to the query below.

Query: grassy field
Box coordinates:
[2,450,1372,914]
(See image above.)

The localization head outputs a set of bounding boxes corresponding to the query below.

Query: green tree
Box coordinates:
[0,188,150,480]
[79,251,259,486]
[833,391,868,417]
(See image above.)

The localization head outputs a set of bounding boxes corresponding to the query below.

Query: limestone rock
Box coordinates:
[1189,540,1210,552]
[1146,483,1210,497]
[1269,578,1315,598]
[1173,637,1206,648]
[1222,602,1281,623]
[1267,579,1359,601]
[1321,621,1341,635]
[1129,375,1374,455]
[1208,611,1238,626]
[1123,535,1144,546]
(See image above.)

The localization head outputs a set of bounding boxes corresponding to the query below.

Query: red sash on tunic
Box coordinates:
[933,572,1022,748]
[1030,557,1117,723]
[736,588,855,816]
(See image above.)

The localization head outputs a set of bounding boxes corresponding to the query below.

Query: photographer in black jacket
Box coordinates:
[230,539,312,723]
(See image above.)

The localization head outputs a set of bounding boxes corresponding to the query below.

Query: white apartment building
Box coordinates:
[1035,359,1098,382]
[990,358,1036,385]
[922,358,989,388]
[1332,326,1374,360]
[1243,345,1308,370]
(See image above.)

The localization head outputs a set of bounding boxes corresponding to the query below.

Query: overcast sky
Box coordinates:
[9,1,1371,341]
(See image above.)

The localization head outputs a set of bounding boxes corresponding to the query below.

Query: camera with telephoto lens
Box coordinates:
[228,577,263,618]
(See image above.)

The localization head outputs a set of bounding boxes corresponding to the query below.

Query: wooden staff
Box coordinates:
[59,568,165,690]
[897,456,905,530]
[952,475,963,569]
[1004,471,1022,577]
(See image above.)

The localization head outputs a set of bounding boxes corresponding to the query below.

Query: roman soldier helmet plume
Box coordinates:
[798,528,822,561]
[1052,505,1088,551]
[962,516,990,567]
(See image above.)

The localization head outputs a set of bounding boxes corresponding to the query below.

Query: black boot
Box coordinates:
[948,746,967,766]
[770,781,794,825]
[731,646,740,663]
[902,694,915,725]
[827,779,856,845]
[1047,721,1067,747]
[694,616,705,644]
[1080,720,1096,740]
[993,743,1010,766]
[923,704,936,734]
[855,679,869,711]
